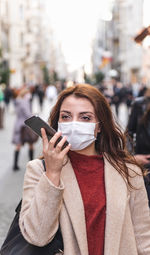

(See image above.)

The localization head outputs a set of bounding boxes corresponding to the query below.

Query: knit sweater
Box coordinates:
[69,151,106,255]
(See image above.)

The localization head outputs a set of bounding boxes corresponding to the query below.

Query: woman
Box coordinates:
[12,87,36,170]
[19,84,150,255]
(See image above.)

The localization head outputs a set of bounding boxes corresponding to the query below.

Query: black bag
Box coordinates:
[21,126,38,144]
[0,160,64,255]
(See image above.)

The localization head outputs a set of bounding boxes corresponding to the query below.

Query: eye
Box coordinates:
[81,115,92,121]
[60,114,71,121]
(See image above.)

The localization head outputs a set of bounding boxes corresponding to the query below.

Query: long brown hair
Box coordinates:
[48,83,142,188]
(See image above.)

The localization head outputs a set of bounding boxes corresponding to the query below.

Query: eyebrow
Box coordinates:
[60,110,95,115]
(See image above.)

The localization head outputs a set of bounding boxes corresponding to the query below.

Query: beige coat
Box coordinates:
[19,156,150,255]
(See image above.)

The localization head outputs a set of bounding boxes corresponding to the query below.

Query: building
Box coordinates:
[0,0,10,85]
[0,0,52,87]
[91,1,116,79]
[116,0,143,84]
[92,0,144,84]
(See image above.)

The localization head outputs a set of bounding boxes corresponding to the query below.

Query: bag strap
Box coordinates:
[15,200,22,213]
[42,159,46,171]
[15,159,46,214]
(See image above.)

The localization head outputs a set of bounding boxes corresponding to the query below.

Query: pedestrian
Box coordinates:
[125,83,133,115]
[112,81,122,117]
[126,87,150,206]
[36,84,45,111]
[19,84,150,255]
[12,87,37,170]
[0,86,5,129]
[45,84,58,103]
[4,85,13,111]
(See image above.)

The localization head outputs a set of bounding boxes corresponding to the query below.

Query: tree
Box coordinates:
[93,71,105,84]
[49,70,59,84]
[84,72,92,84]
[84,71,105,85]
[42,65,50,85]
[0,48,10,86]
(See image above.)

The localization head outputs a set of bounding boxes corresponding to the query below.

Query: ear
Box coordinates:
[97,123,101,133]
[95,123,101,136]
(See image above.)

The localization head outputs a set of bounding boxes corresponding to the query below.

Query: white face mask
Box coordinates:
[58,121,96,151]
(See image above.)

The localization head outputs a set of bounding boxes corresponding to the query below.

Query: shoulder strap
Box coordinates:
[42,159,46,171]
[15,200,22,213]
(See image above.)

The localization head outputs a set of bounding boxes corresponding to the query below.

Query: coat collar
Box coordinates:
[103,155,128,255]
[61,158,89,255]
[61,155,128,255]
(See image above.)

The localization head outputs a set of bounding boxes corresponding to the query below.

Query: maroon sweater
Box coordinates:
[69,151,106,255]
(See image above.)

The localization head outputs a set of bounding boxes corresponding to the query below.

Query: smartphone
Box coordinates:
[24,115,69,149]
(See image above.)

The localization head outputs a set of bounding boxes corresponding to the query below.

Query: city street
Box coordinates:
[0,0,150,253]
[0,98,128,247]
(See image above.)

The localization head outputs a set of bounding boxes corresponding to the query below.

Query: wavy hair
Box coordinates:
[48,83,142,188]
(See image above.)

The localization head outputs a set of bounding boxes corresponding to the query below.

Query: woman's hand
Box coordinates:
[41,128,71,186]
[134,154,150,165]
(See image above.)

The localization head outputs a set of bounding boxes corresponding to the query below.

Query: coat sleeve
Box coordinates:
[129,167,150,254]
[19,159,64,246]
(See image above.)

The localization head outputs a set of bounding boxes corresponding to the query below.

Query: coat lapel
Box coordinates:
[61,156,128,255]
[61,158,89,255]
[103,156,128,255]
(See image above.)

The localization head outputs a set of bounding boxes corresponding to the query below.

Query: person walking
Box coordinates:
[19,84,150,255]
[0,86,4,129]
[45,84,58,103]
[12,87,36,170]
[4,85,13,111]
[126,87,150,206]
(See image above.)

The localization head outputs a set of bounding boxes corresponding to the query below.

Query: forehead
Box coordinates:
[60,95,95,112]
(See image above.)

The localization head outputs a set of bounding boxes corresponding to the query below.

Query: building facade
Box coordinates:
[92,0,145,84]
[0,0,56,87]
[116,0,143,83]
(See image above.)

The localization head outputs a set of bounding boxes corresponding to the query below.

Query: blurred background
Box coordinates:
[1,0,150,247]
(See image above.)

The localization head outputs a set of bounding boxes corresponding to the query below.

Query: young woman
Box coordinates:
[12,87,36,170]
[19,84,150,255]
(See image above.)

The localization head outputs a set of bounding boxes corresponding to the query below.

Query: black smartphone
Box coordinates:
[24,115,69,149]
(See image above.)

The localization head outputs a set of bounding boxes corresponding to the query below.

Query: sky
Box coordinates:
[143,0,150,26]
[44,0,114,72]
[142,0,150,48]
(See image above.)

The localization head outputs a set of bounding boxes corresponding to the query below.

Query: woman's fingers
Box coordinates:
[61,142,71,157]
[48,131,62,150]
[42,129,71,156]
[41,128,48,147]
[55,135,69,152]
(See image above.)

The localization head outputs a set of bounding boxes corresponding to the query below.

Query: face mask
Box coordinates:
[58,121,96,151]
